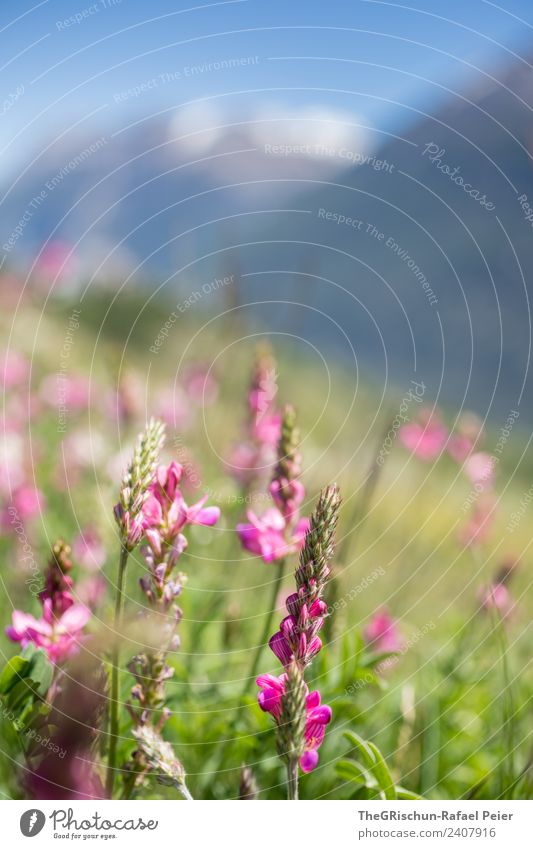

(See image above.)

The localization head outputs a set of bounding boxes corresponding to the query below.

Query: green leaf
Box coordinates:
[0,656,31,695]
[336,759,370,785]
[362,650,399,670]
[28,650,53,696]
[367,741,397,800]
[343,731,376,769]
[396,786,423,800]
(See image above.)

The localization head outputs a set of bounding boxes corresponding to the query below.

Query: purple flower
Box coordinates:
[7,604,90,663]
[237,507,309,563]
[142,461,220,537]
[256,673,332,772]
[364,609,402,653]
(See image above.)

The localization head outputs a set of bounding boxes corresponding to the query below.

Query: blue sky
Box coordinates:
[1,0,533,171]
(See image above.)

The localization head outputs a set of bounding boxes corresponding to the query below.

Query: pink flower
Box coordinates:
[1,350,29,390]
[458,493,496,547]
[226,442,262,485]
[270,477,305,523]
[40,373,90,411]
[478,582,512,617]
[76,576,107,610]
[301,690,333,773]
[463,452,495,486]
[253,413,281,447]
[6,604,90,662]
[364,609,402,653]
[399,409,448,461]
[448,412,484,461]
[72,527,106,571]
[142,462,220,539]
[153,387,191,431]
[2,485,45,528]
[447,434,473,463]
[237,507,309,563]
[256,674,332,772]
[183,364,219,406]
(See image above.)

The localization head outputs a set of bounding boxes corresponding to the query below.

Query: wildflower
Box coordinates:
[130,724,192,800]
[364,608,402,653]
[227,345,281,490]
[6,541,90,662]
[237,507,309,563]
[76,575,107,611]
[1,349,29,390]
[399,407,447,460]
[72,526,106,571]
[256,485,340,791]
[182,363,219,407]
[153,386,191,431]
[142,461,220,537]
[478,557,517,618]
[40,373,90,412]
[7,605,90,663]
[463,451,495,487]
[237,405,309,563]
[124,458,219,798]
[113,418,166,550]
[257,668,332,775]
[8,485,44,523]
[458,492,496,547]
[478,582,512,617]
[447,412,484,462]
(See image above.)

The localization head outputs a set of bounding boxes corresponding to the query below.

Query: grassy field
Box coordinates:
[0,284,531,800]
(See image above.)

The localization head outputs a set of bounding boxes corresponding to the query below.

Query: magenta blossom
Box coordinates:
[399,409,448,461]
[257,673,332,772]
[1,350,29,390]
[253,413,281,447]
[447,434,473,463]
[269,595,327,667]
[142,461,220,538]
[364,609,402,653]
[237,507,309,563]
[72,526,106,571]
[2,485,45,529]
[6,604,90,662]
[478,582,512,618]
[458,492,496,548]
[463,451,495,487]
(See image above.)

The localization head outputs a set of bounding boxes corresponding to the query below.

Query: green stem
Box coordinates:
[492,609,515,796]
[106,543,129,798]
[287,758,299,800]
[241,558,285,699]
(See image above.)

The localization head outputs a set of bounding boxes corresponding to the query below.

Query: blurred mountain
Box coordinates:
[2,60,533,420]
